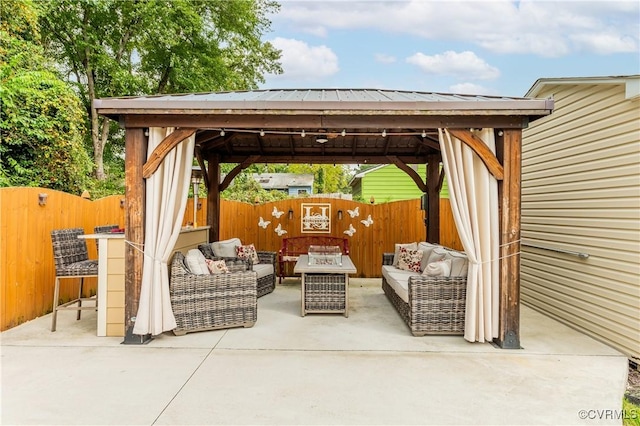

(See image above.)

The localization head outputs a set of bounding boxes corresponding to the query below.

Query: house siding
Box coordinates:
[521,80,640,361]
[354,164,449,202]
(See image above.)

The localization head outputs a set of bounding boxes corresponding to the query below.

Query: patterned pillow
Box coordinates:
[397,247,423,272]
[205,259,229,274]
[236,244,260,264]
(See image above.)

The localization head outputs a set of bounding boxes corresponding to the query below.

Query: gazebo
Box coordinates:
[94,89,554,349]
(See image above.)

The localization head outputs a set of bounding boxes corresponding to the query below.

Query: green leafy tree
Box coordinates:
[39,0,282,181]
[288,164,351,194]
[0,0,92,192]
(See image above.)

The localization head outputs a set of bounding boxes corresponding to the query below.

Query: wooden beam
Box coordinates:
[213,154,430,165]
[386,156,427,192]
[194,146,209,191]
[219,155,261,191]
[495,129,521,349]
[123,128,149,344]
[142,128,196,178]
[426,154,441,243]
[447,129,504,180]
[207,158,220,242]
[123,114,527,130]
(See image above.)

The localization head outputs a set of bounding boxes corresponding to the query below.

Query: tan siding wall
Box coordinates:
[522,82,640,361]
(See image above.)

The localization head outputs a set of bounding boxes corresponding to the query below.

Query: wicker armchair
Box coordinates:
[169,252,258,335]
[198,244,276,298]
[382,253,467,336]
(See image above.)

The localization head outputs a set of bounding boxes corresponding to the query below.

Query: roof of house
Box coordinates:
[253,173,314,190]
[525,75,640,98]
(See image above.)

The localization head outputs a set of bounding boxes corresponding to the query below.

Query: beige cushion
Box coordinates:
[393,242,417,267]
[422,259,452,277]
[417,242,441,271]
[205,259,228,274]
[445,250,469,277]
[212,238,242,258]
[427,247,448,264]
[185,249,210,275]
[397,248,423,272]
[236,244,260,264]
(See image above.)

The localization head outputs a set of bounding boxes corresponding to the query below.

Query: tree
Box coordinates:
[288,164,351,194]
[39,0,282,180]
[0,0,92,192]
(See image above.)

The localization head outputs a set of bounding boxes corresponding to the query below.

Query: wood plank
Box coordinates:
[496,129,522,349]
[427,154,441,243]
[448,129,504,180]
[124,128,148,343]
[220,156,261,191]
[207,158,221,242]
[123,114,527,129]
[142,128,196,178]
[386,156,428,192]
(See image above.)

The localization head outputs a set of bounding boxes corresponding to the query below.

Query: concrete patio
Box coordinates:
[1,278,629,425]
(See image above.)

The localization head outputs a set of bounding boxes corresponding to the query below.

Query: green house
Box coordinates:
[349,164,449,203]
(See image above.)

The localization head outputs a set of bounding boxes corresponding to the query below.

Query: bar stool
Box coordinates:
[50,228,99,331]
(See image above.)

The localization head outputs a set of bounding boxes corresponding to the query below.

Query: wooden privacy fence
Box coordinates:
[1,187,460,331]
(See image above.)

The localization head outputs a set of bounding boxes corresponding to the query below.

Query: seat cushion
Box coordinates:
[212,238,242,258]
[382,265,416,303]
[57,259,98,277]
[253,263,274,280]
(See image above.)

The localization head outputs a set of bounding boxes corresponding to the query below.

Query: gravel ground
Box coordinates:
[627,365,640,405]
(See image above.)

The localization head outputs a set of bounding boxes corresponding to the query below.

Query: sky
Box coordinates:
[259,0,640,97]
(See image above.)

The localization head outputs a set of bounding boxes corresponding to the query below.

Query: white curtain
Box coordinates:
[439,128,499,342]
[133,127,195,336]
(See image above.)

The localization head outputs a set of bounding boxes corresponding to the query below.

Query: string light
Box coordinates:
[421,130,426,138]
[382,129,387,137]
[260,129,265,137]
[301,130,305,137]
[341,129,346,137]
[209,128,437,137]
[220,129,225,136]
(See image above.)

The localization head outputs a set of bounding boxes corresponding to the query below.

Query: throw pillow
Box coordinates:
[184,249,210,275]
[417,242,441,271]
[423,259,452,277]
[397,247,423,272]
[205,259,229,274]
[236,244,260,264]
[212,237,242,258]
[445,250,469,277]
[393,242,418,267]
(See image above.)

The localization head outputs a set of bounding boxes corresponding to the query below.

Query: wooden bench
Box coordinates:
[278,236,350,283]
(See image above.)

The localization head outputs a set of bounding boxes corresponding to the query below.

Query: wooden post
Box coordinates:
[495,129,521,349]
[207,158,221,243]
[123,128,151,344]
[426,154,441,243]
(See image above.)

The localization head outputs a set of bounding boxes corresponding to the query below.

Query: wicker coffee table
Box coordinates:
[294,255,357,317]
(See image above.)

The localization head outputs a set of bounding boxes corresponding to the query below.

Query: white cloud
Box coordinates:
[267,37,339,80]
[448,82,497,96]
[570,32,639,54]
[406,51,500,80]
[374,53,396,64]
[272,0,639,57]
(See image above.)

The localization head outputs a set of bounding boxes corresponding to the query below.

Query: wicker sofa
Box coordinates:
[381,242,468,336]
[199,238,276,298]
[169,251,258,335]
